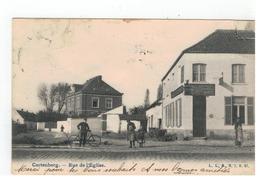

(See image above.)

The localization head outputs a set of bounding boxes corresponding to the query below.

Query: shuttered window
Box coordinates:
[164,103,175,128]
[164,107,168,128]
[247,97,254,125]
[181,66,184,83]
[176,98,182,127]
[225,97,232,125]
[171,103,175,127]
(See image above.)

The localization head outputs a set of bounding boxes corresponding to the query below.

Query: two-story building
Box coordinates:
[66,75,123,117]
[161,29,255,139]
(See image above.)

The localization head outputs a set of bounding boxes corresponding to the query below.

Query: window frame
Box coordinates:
[91,97,100,108]
[232,64,245,83]
[192,63,206,82]
[105,98,113,109]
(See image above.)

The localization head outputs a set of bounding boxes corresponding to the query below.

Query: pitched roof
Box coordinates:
[16,109,36,122]
[162,29,255,81]
[146,99,162,110]
[119,114,147,121]
[73,75,123,96]
[185,30,255,54]
[72,84,83,92]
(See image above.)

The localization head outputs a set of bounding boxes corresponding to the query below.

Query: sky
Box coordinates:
[12,19,254,112]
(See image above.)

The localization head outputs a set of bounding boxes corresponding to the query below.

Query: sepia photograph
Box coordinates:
[11,19,255,175]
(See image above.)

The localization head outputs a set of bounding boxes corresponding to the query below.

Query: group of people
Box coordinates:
[74,118,146,148]
[66,116,243,148]
[126,120,145,148]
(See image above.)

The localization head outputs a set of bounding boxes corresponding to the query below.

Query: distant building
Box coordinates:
[98,106,146,133]
[161,30,255,139]
[146,99,162,131]
[66,75,123,117]
[13,109,37,130]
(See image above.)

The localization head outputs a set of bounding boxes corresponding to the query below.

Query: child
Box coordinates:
[137,126,145,148]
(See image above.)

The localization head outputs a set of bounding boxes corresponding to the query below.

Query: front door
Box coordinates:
[193,96,206,137]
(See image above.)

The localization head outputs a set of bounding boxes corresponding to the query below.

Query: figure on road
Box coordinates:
[77,118,90,147]
[127,120,136,148]
[234,116,243,147]
[136,125,145,148]
[60,125,64,132]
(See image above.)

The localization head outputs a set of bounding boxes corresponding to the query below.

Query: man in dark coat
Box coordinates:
[127,120,136,148]
[77,118,90,147]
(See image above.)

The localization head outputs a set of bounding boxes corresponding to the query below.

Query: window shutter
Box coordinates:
[179,99,182,127]
[225,97,232,125]
[171,103,174,127]
[247,97,254,125]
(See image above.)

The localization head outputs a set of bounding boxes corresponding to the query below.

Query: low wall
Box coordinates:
[166,128,255,141]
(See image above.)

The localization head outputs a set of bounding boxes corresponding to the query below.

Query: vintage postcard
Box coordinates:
[12,19,255,175]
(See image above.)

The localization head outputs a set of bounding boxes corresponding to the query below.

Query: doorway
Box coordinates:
[193,96,206,137]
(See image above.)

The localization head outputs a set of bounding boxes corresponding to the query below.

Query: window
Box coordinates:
[181,66,184,83]
[105,98,113,109]
[193,64,206,82]
[92,97,99,108]
[232,64,245,83]
[176,99,182,127]
[76,96,81,110]
[164,103,175,128]
[224,96,254,125]
[232,97,245,124]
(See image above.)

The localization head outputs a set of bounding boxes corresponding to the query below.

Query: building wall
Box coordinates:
[146,105,162,131]
[66,93,122,116]
[162,53,255,138]
[106,115,121,133]
[37,122,45,131]
[12,109,25,124]
[50,117,102,136]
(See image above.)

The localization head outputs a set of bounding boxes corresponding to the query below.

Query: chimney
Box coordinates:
[97,75,102,80]
[96,75,102,82]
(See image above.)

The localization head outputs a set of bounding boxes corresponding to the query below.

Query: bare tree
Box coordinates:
[157,83,163,100]
[49,84,57,112]
[55,83,70,113]
[37,83,48,110]
[37,82,70,113]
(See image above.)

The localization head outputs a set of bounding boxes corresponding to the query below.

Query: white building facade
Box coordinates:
[146,100,162,131]
[161,30,255,140]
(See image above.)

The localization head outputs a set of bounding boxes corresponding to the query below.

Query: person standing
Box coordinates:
[60,125,64,132]
[234,116,243,147]
[77,118,90,147]
[137,125,145,148]
[127,120,136,148]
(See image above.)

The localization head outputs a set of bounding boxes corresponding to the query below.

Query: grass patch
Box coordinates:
[12,131,68,145]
